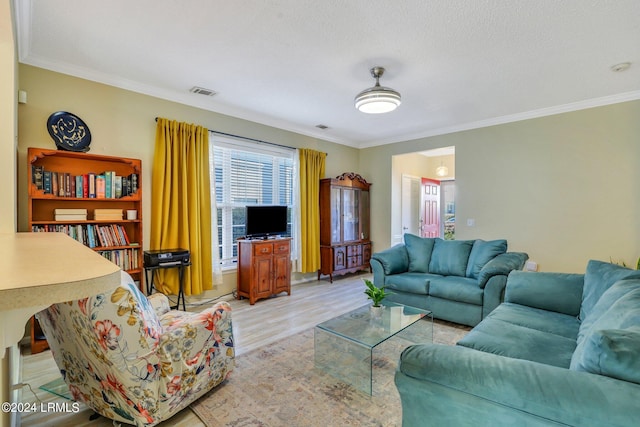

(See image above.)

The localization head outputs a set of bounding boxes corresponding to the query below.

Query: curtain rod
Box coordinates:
[155,117,326,155]
[210,130,296,151]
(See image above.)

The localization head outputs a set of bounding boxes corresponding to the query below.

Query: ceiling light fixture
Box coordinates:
[354,67,401,114]
[436,162,449,177]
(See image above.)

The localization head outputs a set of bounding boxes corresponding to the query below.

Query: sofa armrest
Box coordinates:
[147,292,172,317]
[371,244,409,275]
[505,271,584,316]
[158,301,234,364]
[396,343,640,427]
[477,252,528,289]
[370,258,386,288]
[482,275,508,319]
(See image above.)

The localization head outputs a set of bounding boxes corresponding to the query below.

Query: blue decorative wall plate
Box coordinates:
[46,111,92,152]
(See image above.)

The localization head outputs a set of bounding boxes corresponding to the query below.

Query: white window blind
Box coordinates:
[211,134,295,267]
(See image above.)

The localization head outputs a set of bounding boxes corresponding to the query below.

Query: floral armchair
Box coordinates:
[36,271,234,426]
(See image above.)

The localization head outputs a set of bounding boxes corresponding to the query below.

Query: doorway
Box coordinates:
[421,178,440,237]
[441,180,455,240]
[401,175,421,237]
[393,146,455,242]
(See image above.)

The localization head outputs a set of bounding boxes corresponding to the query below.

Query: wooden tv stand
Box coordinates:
[236,237,291,305]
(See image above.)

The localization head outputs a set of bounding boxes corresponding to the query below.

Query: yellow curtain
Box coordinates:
[298,148,326,273]
[150,118,213,296]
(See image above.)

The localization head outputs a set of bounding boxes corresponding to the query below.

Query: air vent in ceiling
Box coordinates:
[315,124,329,130]
[190,86,217,96]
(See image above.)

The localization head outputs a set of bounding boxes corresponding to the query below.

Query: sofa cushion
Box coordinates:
[428,239,474,277]
[578,279,640,343]
[458,316,577,368]
[505,271,584,316]
[428,276,483,305]
[580,260,640,321]
[571,285,640,377]
[465,239,507,279]
[403,234,436,273]
[575,327,640,384]
[488,303,580,340]
[385,272,431,295]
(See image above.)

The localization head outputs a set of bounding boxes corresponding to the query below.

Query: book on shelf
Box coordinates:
[55,214,87,221]
[53,208,88,221]
[96,175,106,198]
[131,173,138,193]
[58,173,65,197]
[114,175,122,198]
[88,173,96,198]
[94,209,123,215]
[43,171,52,194]
[75,176,83,198]
[104,171,112,199]
[95,216,125,221]
[31,165,44,190]
[82,174,89,198]
[94,208,123,221]
[54,208,88,215]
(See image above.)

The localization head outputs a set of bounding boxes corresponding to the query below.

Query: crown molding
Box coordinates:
[357,90,640,149]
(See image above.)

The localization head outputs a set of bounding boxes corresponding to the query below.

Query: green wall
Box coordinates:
[17,64,360,296]
[360,100,640,272]
[17,65,640,278]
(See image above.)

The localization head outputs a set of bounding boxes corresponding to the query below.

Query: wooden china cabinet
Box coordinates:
[318,172,371,282]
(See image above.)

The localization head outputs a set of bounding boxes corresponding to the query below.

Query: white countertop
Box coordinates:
[0,232,121,356]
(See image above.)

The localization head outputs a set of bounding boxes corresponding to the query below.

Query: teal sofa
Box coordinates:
[395,260,640,427]
[370,234,528,326]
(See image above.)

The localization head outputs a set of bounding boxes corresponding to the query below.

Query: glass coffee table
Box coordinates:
[314,301,432,395]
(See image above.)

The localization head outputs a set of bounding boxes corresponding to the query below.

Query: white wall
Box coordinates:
[1,1,18,423]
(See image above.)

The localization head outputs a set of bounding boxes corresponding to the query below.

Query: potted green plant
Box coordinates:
[364,279,393,317]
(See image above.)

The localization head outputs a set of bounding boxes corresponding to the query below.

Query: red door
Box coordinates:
[421,178,440,238]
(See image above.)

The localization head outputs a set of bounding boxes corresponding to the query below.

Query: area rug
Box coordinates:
[190,319,469,427]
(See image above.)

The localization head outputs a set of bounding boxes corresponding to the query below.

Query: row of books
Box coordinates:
[97,249,140,271]
[32,165,138,199]
[52,208,131,221]
[31,223,136,248]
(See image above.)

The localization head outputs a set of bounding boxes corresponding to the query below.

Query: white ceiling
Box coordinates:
[14,0,640,148]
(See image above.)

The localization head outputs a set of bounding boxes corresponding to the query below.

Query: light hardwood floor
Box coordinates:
[18,272,372,426]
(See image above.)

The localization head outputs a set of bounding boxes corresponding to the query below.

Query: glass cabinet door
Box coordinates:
[331,187,341,244]
[360,190,369,240]
[342,188,360,242]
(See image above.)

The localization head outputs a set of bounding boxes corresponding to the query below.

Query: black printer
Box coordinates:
[143,248,190,267]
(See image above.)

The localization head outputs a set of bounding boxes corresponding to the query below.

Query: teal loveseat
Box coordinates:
[395,260,640,427]
[370,234,528,326]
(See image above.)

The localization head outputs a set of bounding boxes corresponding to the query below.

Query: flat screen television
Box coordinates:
[245,205,288,238]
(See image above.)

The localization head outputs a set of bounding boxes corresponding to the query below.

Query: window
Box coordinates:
[211,134,295,267]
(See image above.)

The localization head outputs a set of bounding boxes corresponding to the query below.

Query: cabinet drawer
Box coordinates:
[273,240,290,254]
[347,255,363,268]
[347,244,362,256]
[253,242,273,256]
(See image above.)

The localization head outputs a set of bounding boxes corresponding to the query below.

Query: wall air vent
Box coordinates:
[190,86,217,96]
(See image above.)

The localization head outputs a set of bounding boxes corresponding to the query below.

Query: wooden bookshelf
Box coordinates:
[27,147,143,353]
